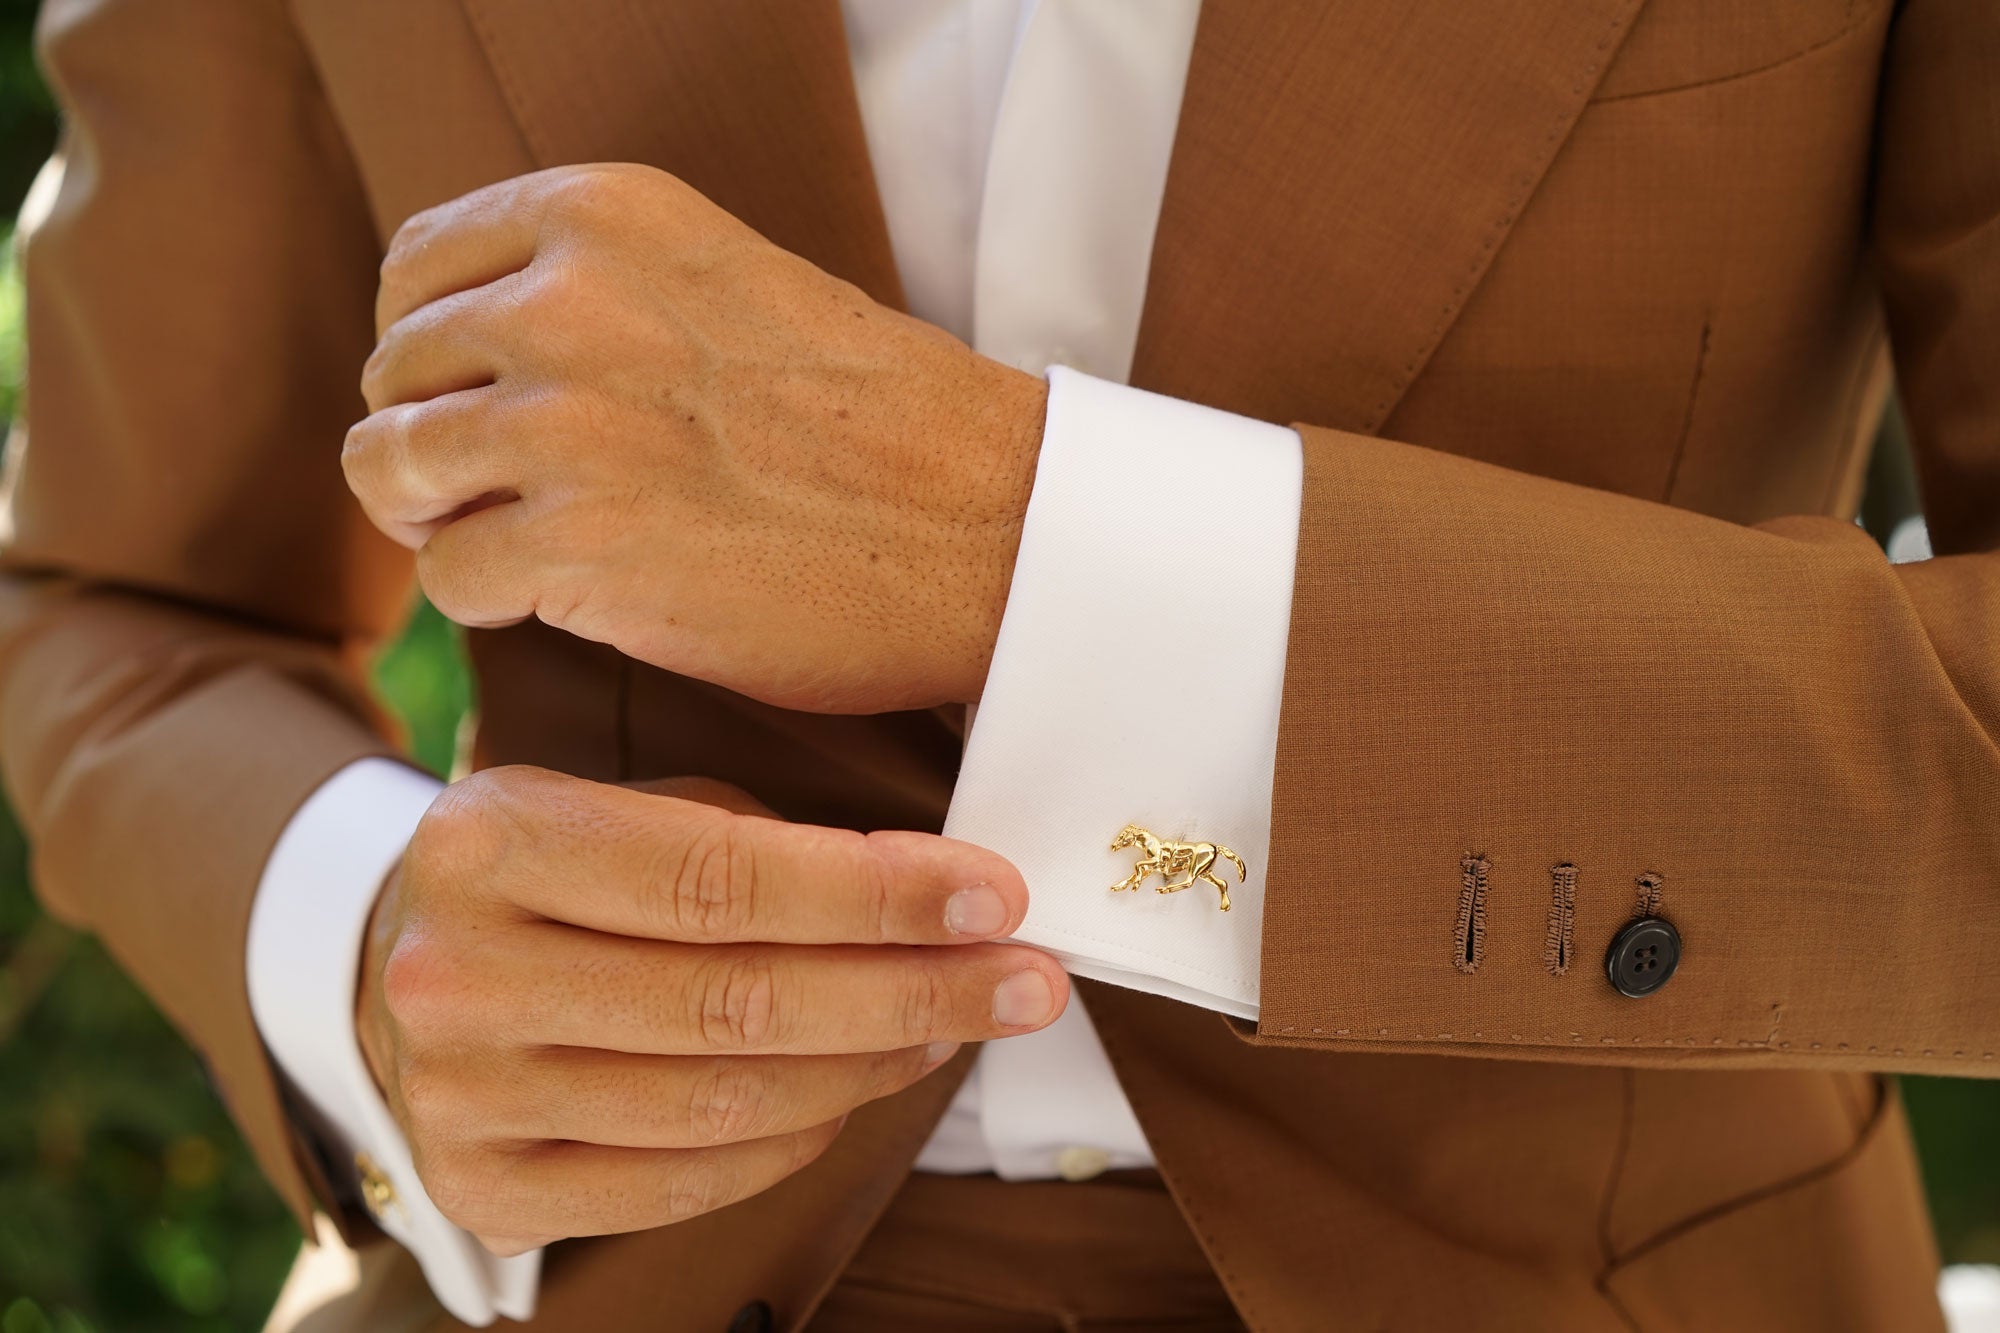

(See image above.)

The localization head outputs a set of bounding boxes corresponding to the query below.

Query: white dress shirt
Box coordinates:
[244,1,1304,1322]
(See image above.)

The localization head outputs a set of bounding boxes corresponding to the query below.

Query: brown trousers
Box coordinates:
[813,1171,1244,1331]
[267,1171,1246,1333]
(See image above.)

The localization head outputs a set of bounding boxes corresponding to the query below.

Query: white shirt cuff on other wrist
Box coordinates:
[945,366,1303,1018]
[245,757,539,1326]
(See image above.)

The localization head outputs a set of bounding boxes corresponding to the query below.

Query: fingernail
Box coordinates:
[992,970,1055,1028]
[922,1040,961,1071]
[945,883,1008,937]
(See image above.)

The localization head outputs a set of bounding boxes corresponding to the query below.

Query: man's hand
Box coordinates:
[356,767,1067,1256]
[344,163,1049,714]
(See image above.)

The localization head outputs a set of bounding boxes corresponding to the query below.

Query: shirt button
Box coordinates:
[1055,1145,1112,1182]
[1605,917,1681,998]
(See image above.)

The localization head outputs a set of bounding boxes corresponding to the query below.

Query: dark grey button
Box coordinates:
[1605,917,1680,997]
[727,1301,773,1333]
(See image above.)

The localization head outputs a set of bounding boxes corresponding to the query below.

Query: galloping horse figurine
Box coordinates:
[1108,824,1247,912]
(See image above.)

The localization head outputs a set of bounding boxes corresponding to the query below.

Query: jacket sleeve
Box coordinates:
[1245,0,2000,1078]
[0,0,410,1229]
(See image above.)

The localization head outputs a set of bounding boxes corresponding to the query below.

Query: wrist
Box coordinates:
[948,365,1048,703]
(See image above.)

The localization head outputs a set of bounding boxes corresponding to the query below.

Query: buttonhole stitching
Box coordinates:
[1546,863,1578,976]
[1633,871,1664,919]
[1454,855,1491,975]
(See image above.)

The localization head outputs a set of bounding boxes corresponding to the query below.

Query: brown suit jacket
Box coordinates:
[4,0,1991,1328]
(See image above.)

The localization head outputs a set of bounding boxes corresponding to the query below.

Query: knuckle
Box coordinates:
[395,397,450,465]
[863,852,896,945]
[383,210,435,270]
[340,418,382,492]
[543,172,614,231]
[408,782,496,877]
[694,952,780,1051]
[682,1059,772,1146]
[468,765,555,840]
[378,244,415,299]
[658,817,756,940]
[421,1150,504,1233]
[358,341,391,404]
[895,959,954,1044]
[463,763,542,811]
[343,406,416,478]
[379,934,457,1034]
[660,1151,733,1222]
[379,216,437,302]
[395,1054,470,1137]
[514,265,600,368]
[414,543,474,623]
[340,411,377,459]
[546,165,636,223]
[409,769,563,900]
[345,406,434,516]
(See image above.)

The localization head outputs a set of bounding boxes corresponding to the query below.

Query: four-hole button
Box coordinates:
[1605,917,1681,998]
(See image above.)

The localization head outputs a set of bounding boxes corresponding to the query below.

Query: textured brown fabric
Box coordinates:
[810,1169,1245,1332]
[269,1163,1242,1333]
[1243,0,2000,1076]
[1,0,1988,1328]
[1,0,408,1233]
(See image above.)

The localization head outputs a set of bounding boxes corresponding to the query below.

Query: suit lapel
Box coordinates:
[456,0,905,308]
[454,0,1642,435]
[1133,0,1647,434]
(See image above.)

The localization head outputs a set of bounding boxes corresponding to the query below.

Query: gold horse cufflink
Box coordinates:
[1109,824,1246,912]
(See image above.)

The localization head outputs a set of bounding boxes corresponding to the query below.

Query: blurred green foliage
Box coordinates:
[0,813,303,1333]
[0,0,48,213]
[0,9,1990,1330]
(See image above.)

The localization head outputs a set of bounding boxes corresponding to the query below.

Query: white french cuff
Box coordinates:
[945,367,1303,1017]
[246,758,539,1326]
